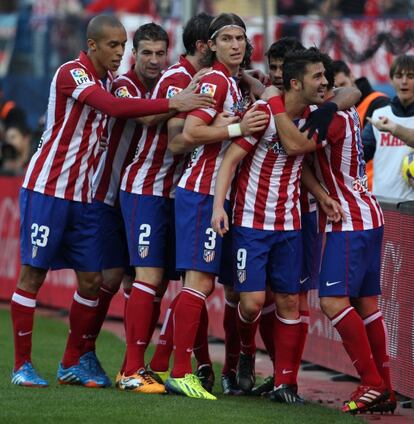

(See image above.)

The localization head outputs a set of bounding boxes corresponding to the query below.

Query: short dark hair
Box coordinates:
[182,13,214,55]
[320,52,335,90]
[283,48,326,91]
[332,60,351,77]
[132,23,169,50]
[266,37,305,61]
[389,54,414,79]
[204,13,252,68]
[86,14,124,41]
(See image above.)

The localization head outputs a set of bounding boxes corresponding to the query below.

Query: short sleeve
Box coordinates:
[188,73,229,124]
[57,63,99,102]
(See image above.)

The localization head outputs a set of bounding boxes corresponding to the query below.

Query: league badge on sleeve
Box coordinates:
[70,68,91,85]
[114,86,132,98]
[200,83,217,97]
[166,86,183,98]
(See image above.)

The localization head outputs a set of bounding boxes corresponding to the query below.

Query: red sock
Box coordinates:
[62,291,99,368]
[171,288,206,378]
[332,306,382,387]
[82,284,117,354]
[148,296,162,343]
[273,313,302,386]
[293,310,310,376]
[11,288,37,370]
[119,288,131,375]
[150,293,180,372]
[194,302,211,367]
[222,300,240,375]
[237,303,260,356]
[259,301,276,363]
[364,310,392,391]
[124,281,156,376]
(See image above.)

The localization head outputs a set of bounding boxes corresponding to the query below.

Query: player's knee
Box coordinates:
[78,272,103,297]
[275,293,299,317]
[240,296,264,321]
[17,265,47,293]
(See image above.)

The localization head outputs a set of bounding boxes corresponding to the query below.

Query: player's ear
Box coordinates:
[87,38,97,52]
[208,39,216,52]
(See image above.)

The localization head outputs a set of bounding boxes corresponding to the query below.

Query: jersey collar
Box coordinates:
[179,55,197,77]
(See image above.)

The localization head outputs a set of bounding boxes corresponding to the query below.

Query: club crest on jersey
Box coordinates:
[138,245,149,259]
[166,86,183,98]
[352,176,368,193]
[32,245,38,258]
[203,249,215,263]
[265,133,286,154]
[237,269,246,283]
[114,86,132,98]
[200,83,217,97]
[70,68,91,85]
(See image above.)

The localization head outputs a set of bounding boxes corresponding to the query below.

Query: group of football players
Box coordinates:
[10,11,396,415]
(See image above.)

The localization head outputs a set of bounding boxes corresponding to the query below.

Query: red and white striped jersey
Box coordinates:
[300,154,317,214]
[92,67,149,206]
[232,101,305,231]
[121,56,195,198]
[23,51,113,202]
[178,61,246,196]
[315,107,384,232]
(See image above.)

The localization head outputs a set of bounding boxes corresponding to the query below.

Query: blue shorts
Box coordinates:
[91,200,130,270]
[20,188,102,272]
[175,187,231,276]
[318,227,383,298]
[300,211,323,292]
[120,191,179,280]
[233,225,302,294]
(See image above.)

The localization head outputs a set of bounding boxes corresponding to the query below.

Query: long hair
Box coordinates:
[203,13,252,68]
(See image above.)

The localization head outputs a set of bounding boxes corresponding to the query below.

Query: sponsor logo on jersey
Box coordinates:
[138,245,149,258]
[200,83,217,97]
[265,133,286,154]
[166,85,183,98]
[114,86,132,98]
[237,269,246,283]
[352,175,368,193]
[203,249,215,263]
[231,98,249,117]
[70,68,91,85]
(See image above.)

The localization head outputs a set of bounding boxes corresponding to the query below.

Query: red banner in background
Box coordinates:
[0,177,413,398]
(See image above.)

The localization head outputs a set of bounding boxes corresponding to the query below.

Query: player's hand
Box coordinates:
[211,206,229,237]
[98,136,109,152]
[366,116,397,135]
[212,112,240,128]
[320,196,347,223]
[245,68,271,85]
[182,68,212,93]
[260,85,281,101]
[240,104,269,136]
[300,101,338,143]
[169,92,215,112]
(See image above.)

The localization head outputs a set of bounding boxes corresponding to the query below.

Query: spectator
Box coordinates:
[85,0,154,15]
[362,54,414,200]
[1,125,32,175]
[0,82,28,130]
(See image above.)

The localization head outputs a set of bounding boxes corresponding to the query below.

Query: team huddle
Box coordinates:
[10,11,395,415]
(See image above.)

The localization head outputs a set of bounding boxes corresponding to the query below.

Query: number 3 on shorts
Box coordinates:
[31,223,50,247]
[204,228,217,250]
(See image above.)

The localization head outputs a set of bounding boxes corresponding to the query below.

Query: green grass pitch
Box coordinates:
[0,308,360,423]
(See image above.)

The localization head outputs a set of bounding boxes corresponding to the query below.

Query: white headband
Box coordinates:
[210,25,246,40]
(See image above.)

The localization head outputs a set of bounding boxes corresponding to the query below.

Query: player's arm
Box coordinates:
[367,116,414,147]
[361,122,376,161]
[211,143,248,237]
[183,105,269,148]
[301,160,346,223]
[330,86,361,111]
[137,87,216,127]
[168,112,240,154]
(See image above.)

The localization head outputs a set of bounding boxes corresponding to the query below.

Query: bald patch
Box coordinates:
[87,14,124,42]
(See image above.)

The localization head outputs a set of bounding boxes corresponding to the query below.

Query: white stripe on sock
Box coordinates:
[12,292,36,308]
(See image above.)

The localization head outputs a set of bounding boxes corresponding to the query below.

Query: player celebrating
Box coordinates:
[10,14,209,388]
[163,13,269,400]
[264,49,390,413]
[117,13,217,394]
